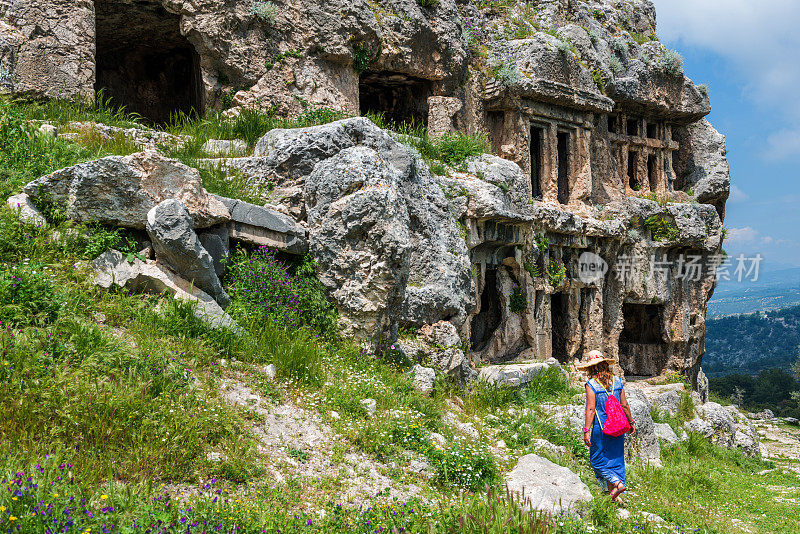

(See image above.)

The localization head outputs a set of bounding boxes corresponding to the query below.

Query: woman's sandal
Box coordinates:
[610,482,626,501]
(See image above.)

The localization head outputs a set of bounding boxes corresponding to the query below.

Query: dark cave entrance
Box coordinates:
[618,303,668,375]
[647,154,658,191]
[471,267,502,352]
[359,72,433,126]
[94,0,204,124]
[530,126,544,200]
[557,131,570,204]
[627,150,639,190]
[620,303,663,344]
[551,293,568,362]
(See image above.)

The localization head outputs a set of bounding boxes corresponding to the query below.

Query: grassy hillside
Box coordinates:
[1,97,798,534]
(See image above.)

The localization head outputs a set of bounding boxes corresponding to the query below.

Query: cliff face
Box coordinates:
[1,0,731,388]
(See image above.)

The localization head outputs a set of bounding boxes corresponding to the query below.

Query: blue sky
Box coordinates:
[652,0,800,270]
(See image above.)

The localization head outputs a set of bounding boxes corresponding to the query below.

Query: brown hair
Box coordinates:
[587,361,614,391]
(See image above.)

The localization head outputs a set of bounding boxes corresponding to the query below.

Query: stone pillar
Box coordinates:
[427,96,463,137]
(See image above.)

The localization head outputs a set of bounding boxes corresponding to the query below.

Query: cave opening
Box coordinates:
[359,71,433,126]
[94,0,204,124]
[530,126,544,200]
[471,267,503,352]
[557,131,570,204]
[551,293,568,363]
[627,150,639,190]
[620,303,663,343]
[618,303,667,376]
[608,115,618,133]
[626,118,639,136]
[647,154,658,192]
[646,121,658,139]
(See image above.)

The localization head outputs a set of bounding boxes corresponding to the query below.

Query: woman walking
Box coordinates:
[577,350,636,501]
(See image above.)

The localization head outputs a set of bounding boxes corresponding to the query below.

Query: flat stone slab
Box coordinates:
[7,193,46,226]
[478,359,560,387]
[505,454,592,515]
[213,195,307,254]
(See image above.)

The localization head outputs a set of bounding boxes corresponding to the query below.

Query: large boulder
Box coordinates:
[213,195,307,254]
[146,199,229,308]
[624,388,662,466]
[505,454,592,515]
[479,359,564,388]
[296,118,472,346]
[24,151,229,229]
[684,401,761,456]
[92,249,239,332]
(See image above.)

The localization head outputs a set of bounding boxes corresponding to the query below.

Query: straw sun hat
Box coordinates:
[575,349,617,370]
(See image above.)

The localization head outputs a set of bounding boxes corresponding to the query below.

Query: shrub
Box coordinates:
[547,258,566,288]
[611,37,629,58]
[491,59,521,87]
[250,0,278,22]
[608,56,623,75]
[660,49,684,77]
[510,287,527,314]
[353,45,372,75]
[416,0,439,7]
[225,246,338,338]
[643,213,679,241]
[429,438,498,491]
[0,262,62,325]
[592,68,607,91]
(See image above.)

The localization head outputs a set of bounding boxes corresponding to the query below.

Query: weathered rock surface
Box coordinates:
[479,358,564,388]
[505,454,592,514]
[653,423,680,444]
[624,388,662,466]
[202,139,248,157]
[684,401,761,457]
[146,199,229,307]
[296,118,472,346]
[24,151,229,229]
[92,249,238,331]
[409,364,435,394]
[213,195,307,254]
[6,192,46,226]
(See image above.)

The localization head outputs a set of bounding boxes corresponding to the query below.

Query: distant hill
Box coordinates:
[703,304,800,377]
[708,266,800,317]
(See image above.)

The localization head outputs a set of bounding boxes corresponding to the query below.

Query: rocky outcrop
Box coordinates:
[684,402,761,457]
[479,358,564,388]
[505,454,592,515]
[146,199,230,307]
[92,249,238,331]
[623,388,662,466]
[24,151,229,229]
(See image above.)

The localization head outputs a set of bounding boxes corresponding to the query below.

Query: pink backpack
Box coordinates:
[594,378,632,437]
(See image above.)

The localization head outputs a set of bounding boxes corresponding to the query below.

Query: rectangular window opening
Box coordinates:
[627,150,639,190]
[647,154,658,192]
[557,131,570,204]
[626,118,639,137]
[608,115,618,133]
[646,122,658,139]
[530,126,544,200]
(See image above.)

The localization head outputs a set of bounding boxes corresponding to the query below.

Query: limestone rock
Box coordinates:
[624,388,662,466]
[146,199,229,307]
[24,151,229,229]
[91,249,239,332]
[360,398,377,416]
[479,360,563,388]
[38,124,57,138]
[213,195,307,254]
[300,118,472,346]
[505,454,592,515]
[6,193,46,226]
[685,402,761,456]
[197,226,230,278]
[409,364,435,394]
[421,320,462,348]
[653,423,679,444]
[202,139,248,157]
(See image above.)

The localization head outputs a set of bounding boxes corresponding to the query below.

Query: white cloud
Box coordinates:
[652,0,800,157]
[728,185,749,203]
[726,226,759,244]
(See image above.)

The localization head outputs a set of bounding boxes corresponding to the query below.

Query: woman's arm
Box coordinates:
[584,384,596,446]
[620,387,636,434]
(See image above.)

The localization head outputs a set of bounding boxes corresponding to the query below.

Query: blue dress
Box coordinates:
[587,377,625,487]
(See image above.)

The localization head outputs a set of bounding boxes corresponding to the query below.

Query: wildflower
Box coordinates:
[100,495,109,500]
